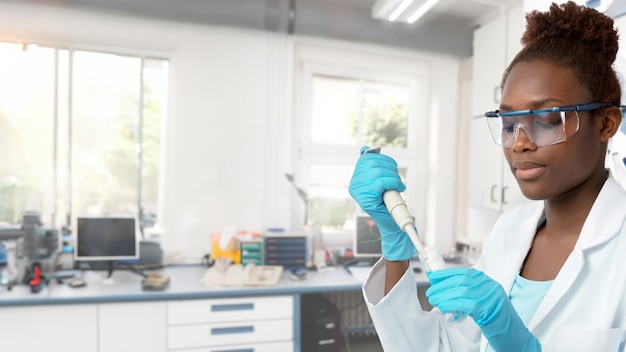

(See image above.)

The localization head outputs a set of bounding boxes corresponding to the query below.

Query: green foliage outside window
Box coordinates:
[307,98,408,228]
[351,99,408,148]
[0,176,30,224]
[310,197,353,228]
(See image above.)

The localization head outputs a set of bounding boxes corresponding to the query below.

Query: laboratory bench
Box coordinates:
[0,264,431,352]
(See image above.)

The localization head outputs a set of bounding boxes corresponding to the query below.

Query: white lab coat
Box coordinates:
[363,176,626,352]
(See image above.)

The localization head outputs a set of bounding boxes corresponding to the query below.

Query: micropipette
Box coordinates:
[382,190,446,272]
[363,146,445,271]
[364,146,464,321]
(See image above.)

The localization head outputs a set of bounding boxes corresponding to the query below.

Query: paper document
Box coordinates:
[347,266,371,283]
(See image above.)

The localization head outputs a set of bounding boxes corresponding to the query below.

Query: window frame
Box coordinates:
[0,40,168,231]
[293,42,431,236]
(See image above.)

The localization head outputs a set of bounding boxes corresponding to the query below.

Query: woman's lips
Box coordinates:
[513,161,546,180]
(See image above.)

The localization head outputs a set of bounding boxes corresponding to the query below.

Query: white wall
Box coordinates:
[0,2,461,261]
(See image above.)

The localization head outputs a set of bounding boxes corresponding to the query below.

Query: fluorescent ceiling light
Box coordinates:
[372,0,406,21]
[407,0,440,23]
[388,0,414,21]
[372,0,440,24]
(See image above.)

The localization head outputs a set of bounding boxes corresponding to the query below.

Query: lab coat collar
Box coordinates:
[479,209,543,352]
[489,204,544,296]
[528,176,626,330]
[575,176,626,250]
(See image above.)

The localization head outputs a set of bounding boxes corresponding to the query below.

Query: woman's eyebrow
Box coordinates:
[499,99,563,111]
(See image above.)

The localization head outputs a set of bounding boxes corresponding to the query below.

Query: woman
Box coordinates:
[349,2,626,351]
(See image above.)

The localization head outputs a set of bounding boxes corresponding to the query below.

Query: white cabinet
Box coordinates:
[167,295,294,351]
[0,304,98,352]
[465,4,527,245]
[0,295,295,352]
[99,301,167,352]
[469,14,507,119]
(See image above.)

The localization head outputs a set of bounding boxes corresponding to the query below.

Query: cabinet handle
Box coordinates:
[211,303,254,312]
[319,338,336,345]
[211,325,254,335]
[213,348,254,352]
[501,186,508,205]
[490,185,498,203]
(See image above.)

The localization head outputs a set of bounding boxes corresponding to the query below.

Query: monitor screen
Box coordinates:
[354,215,383,257]
[75,217,138,261]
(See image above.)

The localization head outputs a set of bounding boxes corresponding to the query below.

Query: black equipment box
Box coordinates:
[301,294,342,352]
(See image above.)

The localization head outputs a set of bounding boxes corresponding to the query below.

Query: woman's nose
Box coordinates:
[510,124,537,151]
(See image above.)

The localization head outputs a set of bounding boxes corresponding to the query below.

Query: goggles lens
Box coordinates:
[485,102,613,147]
[486,110,579,148]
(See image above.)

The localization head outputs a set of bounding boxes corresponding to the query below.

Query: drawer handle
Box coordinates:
[211,326,254,335]
[211,303,254,312]
[213,349,254,352]
[319,338,336,345]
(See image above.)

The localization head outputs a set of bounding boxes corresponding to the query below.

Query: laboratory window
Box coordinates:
[294,45,426,235]
[0,42,168,231]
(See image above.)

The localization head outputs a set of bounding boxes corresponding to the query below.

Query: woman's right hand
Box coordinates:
[348,146,416,261]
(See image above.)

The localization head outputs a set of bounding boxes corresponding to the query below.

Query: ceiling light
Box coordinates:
[388,0,414,21]
[407,0,440,23]
[372,0,440,24]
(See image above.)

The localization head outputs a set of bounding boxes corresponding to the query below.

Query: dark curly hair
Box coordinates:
[501,1,621,106]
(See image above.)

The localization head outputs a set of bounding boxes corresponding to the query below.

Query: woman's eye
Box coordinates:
[503,124,516,133]
[534,112,562,128]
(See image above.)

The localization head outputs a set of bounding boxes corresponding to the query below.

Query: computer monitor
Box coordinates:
[354,215,383,258]
[75,217,139,262]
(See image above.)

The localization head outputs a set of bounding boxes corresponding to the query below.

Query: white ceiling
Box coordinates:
[0,0,522,57]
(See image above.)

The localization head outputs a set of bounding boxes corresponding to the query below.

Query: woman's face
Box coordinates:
[500,60,606,201]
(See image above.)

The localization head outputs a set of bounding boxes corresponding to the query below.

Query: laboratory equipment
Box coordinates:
[285,173,309,225]
[141,273,170,291]
[384,188,467,322]
[364,146,464,321]
[74,216,139,277]
[0,212,61,290]
[353,215,383,259]
[301,293,341,352]
[240,238,264,266]
[264,230,307,271]
[362,146,445,271]
[382,191,446,272]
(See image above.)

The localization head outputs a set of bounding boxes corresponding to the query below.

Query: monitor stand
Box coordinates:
[106,261,115,278]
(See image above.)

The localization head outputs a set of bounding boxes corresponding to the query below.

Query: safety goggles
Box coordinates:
[484,102,612,148]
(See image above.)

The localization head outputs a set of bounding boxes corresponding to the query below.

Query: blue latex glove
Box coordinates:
[426,268,541,352]
[348,146,416,261]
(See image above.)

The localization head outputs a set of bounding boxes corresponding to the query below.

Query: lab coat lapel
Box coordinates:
[489,212,541,295]
[527,245,584,330]
[479,211,541,352]
[528,177,626,330]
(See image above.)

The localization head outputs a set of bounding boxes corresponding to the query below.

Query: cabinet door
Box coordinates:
[467,116,506,210]
[501,4,528,211]
[175,341,294,352]
[0,304,98,352]
[470,15,507,118]
[468,15,508,211]
[506,5,524,63]
[99,301,167,352]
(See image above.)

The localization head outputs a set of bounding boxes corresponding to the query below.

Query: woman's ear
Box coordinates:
[598,106,622,142]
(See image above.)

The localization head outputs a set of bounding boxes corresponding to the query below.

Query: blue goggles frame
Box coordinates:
[484,102,614,147]
[484,102,612,118]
